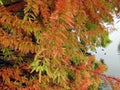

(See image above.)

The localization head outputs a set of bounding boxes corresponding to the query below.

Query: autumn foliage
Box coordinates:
[0,0,120,90]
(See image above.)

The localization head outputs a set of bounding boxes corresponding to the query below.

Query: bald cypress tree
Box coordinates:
[0,0,120,89]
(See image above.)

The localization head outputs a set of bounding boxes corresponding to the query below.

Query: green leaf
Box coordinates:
[86,21,97,30]
[0,0,3,6]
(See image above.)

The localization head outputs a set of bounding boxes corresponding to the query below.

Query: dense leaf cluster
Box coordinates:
[0,0,120,90]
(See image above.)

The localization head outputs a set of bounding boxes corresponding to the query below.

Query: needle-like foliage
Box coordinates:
[0,0,120,90]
